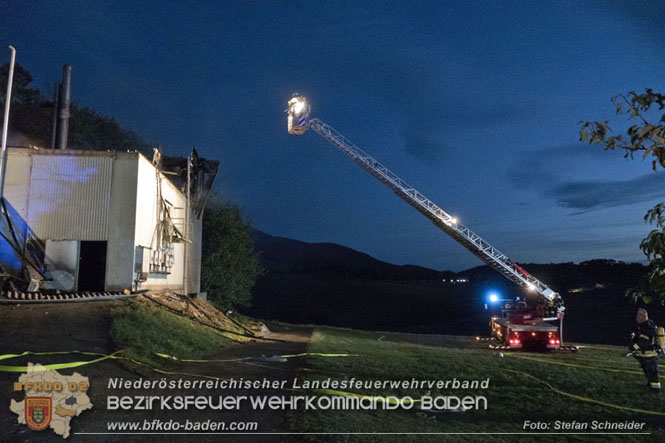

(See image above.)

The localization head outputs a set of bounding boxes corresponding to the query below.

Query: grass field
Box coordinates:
[110,301,238,368]
[290,326,664,442]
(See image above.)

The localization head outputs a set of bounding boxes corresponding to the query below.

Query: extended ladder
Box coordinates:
[307,118,558,303]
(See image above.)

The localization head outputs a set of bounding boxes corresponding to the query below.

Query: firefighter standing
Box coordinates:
[630,308,661,394]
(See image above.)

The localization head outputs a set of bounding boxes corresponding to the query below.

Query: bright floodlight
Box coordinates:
[489,293,499,303]
[527,283,536,291]
[292,99,305,114]
[287,94,310,135]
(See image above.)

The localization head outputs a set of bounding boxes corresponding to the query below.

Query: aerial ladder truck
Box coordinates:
[286,94,570,351]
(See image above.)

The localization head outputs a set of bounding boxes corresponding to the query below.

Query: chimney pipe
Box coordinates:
[49,82,60,150]
[56,65,71,150]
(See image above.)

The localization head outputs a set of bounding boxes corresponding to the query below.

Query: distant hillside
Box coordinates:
[253,230,646,292]
[253,230,456,281]
[460,259,647,295]
[248,230,660,345]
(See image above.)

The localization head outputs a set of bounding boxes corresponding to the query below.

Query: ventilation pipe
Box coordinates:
[55,65,71,150]
[49,83,60,150]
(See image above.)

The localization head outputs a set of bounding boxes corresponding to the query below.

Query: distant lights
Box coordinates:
[442,278,467,283]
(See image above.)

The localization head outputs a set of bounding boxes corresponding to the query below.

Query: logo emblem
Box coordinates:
[25,397,52,431]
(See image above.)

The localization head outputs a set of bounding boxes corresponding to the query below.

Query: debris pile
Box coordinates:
[138,290,271,343]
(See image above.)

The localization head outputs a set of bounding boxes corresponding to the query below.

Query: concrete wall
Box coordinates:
[105,155,138,291]
[133,155,186,292]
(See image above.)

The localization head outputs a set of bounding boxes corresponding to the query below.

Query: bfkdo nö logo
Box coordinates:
[25,396,52,431]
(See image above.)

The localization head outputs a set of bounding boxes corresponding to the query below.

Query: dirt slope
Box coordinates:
[0,301,311,442]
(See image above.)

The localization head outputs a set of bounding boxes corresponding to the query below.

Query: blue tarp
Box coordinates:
[0,198,45,280]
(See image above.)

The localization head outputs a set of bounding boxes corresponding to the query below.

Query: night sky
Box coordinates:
[3,1,665,271]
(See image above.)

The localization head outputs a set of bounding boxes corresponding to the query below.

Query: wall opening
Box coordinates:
[78,241,107,291]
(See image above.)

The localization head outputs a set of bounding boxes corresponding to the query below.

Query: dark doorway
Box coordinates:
[78,241,107,291]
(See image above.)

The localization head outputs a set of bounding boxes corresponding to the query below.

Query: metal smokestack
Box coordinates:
[49,82,60,150]
[56,65,71,150]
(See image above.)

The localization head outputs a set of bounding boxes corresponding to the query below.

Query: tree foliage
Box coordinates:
[0,63,44,105]
[201,196,262,310]
[67,103,151,154]
[579,89,665,305]
[1,63,151,155]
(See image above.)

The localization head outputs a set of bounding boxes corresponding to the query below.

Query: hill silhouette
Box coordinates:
[252,230,456,281]
[248,230,662,345]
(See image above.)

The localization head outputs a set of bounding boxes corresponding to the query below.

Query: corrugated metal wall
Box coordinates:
[27,155,113,240]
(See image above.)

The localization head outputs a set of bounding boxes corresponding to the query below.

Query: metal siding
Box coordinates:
[27,155,112,240]
[4,152,33,216]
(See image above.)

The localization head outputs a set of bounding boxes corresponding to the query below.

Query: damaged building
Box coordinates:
[1,146,218,294]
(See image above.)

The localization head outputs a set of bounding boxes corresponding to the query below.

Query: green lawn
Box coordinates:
[290,326,664,442]
[110,302,238,369]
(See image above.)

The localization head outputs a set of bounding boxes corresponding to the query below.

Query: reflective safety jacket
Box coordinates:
[631,320,660,358]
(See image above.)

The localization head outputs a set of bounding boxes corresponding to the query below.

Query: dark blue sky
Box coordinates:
[3,1,665,270]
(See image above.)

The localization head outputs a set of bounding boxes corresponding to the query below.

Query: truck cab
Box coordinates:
[489,299,561,350]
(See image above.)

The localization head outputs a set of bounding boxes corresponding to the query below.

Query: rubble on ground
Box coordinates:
[137,290,270,342]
